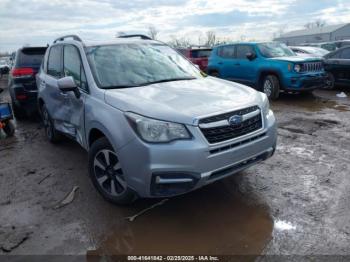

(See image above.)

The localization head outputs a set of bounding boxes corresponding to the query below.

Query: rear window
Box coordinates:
[191,49,212,58]
[16,47,46,67]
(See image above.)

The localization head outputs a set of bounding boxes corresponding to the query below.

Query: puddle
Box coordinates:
[87,181,273,256]
[271,91,350,112]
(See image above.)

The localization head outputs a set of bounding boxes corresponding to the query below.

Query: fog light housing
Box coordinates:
[151,172,199,196]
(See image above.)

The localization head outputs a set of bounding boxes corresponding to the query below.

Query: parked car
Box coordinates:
[300,42,337,52]
[324,46,350,89]
[334,40,350,49]
[0,58,10,74]
[290,46,329,58]
[36,34,277,204]
[207,42,326,100]
[8,46,47,118]
[177,47,212,72]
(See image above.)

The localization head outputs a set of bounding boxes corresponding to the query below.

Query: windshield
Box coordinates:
[86,43,203,89]
[258,42,295,58]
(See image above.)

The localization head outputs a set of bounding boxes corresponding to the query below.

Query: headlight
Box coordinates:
[294,64,302,73]
[260,92,270,115]
[125,112,191,143]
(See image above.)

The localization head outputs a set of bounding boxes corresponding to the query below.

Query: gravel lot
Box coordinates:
[1,75,350,259]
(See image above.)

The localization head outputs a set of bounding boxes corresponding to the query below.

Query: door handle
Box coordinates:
[234,63,240,66]
[218,62,223,65]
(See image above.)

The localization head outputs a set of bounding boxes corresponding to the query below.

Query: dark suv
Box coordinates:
[8,46,47,118]
[324,46,350,89]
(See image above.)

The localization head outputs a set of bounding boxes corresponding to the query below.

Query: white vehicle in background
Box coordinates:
[290,46,329,58]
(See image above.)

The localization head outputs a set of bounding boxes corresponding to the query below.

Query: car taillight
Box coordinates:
[15,94,28,100]
[11,67,34,78]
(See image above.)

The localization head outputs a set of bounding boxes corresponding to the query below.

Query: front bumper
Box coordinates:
[118,110,277,198]
[283,73,326,91]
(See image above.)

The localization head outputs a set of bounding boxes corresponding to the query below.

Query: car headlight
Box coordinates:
[125,112,191,143]
[260,92,270,115]
[294,64,302,73]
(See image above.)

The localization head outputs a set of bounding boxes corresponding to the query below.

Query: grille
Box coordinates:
[199,106,262,144]
[301,62,323,72]
[209,133,266,154]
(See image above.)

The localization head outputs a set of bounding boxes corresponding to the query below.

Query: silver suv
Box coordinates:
[36,34,277,204]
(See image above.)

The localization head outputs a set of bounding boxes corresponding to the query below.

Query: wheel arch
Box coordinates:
[258,70,283,90]
[87,122,117,151]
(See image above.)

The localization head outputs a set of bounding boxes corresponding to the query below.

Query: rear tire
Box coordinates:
[263,75,280,100]
[88,137,137,205]
[41,104,61,143]
[3,120,15,137]
[209,70,220,78]
[11,102,27,120]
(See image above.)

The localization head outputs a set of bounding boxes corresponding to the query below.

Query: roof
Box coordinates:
[277,23,349,38]
[83,38,159,47]
[52,34,160,47]
[213,41,274,48]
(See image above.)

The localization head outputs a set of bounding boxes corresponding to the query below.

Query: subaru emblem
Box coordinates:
[228,115,242,126]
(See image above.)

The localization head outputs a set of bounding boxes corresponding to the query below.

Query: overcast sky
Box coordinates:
[0,0,349,52]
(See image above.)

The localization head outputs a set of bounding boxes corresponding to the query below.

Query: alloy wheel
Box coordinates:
[93,149,127,197]
[263,79,273,97]
[42,107,52,139]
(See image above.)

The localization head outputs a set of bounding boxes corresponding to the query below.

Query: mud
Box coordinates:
[1,75,350,258]
[88,184,272,256]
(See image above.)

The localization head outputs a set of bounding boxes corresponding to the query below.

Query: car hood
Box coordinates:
[104,77,261,126]
[269,56,321,63]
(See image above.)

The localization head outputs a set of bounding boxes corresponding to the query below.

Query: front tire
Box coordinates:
[88,137,137,205]
[263,75,280,100]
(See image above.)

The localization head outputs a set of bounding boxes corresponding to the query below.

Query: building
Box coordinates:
[274,23,350,45]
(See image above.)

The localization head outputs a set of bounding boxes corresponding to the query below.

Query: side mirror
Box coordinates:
[246,52,256,61]
[58,76,80,98]
[0,88,3,94]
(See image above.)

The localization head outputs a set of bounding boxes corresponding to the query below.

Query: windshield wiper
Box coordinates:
[102,77,196,89]
[138,77,196,86]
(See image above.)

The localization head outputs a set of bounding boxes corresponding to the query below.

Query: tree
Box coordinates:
[204,31,216,46]
[148,26,159,40]
[304,20,326,29]
[168,35,191,48]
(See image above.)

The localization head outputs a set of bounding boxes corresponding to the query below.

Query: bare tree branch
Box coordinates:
[148,26,159,40]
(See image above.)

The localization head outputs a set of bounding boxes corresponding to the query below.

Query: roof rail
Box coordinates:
[53,35,83,44]
[118,34,152,40]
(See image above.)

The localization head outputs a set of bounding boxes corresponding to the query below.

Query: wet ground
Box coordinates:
[1,75,350,260]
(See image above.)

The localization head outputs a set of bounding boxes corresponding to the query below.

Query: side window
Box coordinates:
[63,45,88,91]
[236,45,254,59]
[217,45,235,58]
[47,46,63,78]
[340,48,350,59]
